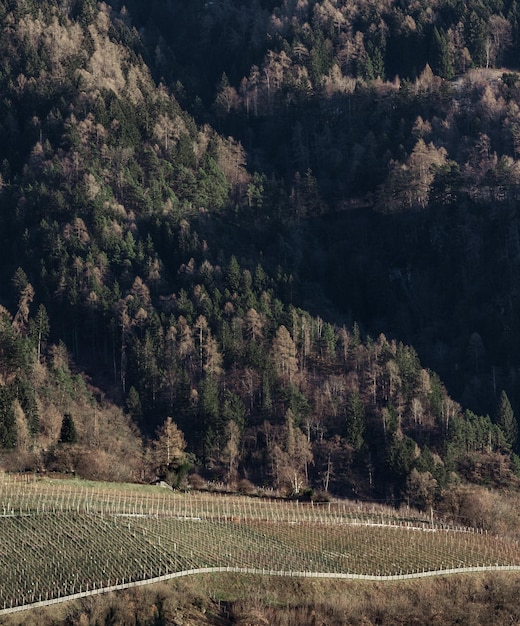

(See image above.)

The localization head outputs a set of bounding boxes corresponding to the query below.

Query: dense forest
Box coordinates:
[2,0,520,511]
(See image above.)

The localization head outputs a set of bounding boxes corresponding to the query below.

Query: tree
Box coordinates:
[12,280,35,334]
[386,432,417,490]
[126,386,142,423]
[272,325,298,381]
[225,255,241,293]
[222,419,241,484]
[496,390,518,449]
[199,375,221,460]
[13,399,30,452]
[284,408,313,494]
[177,315,194,368]
[0,313,32,382]
[213,73,239,118]
[194,315,208,373]
[346,390,365,450]
[15,377,39,436]
[266,409,313,495]
[406,468,438,511]
[486,16,512,68]
[11,268,29,302]
[408,140,448,209]
[432,27,454,79]
[379,139,447,212]
[244,308,264,341]
[191,314,223,377]
[467,11,488,67]
[29,304,50,362]
[0,387,16,448]
[153,416,188,484]
[59,413,78,444]
[203,332,223,377]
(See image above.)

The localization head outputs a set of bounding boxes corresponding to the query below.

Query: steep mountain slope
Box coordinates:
[123,0,520,419]
[0,0,519,507]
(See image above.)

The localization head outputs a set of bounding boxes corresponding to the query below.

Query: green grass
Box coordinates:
[1,474,519,612]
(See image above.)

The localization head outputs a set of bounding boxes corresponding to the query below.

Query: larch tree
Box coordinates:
[194,315,209,373]
[153,416,188,483]
[381,139,447,211]
[244,307,264,341]
[272,325,298,381]
[284,408,313,494]
[203,333,223,377]
[12,281,35,334]
[13,399,30,452]
[222,419,241,484]
[177,316,195,370]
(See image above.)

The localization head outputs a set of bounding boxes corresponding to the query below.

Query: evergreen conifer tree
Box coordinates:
[59,413,78,444]
[496,390,518,449]
[346,390,365,450]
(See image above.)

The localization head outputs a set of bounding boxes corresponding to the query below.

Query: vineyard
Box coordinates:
[1,475,520,616]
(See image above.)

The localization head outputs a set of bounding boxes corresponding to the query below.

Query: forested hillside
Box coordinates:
[1,0,520,510]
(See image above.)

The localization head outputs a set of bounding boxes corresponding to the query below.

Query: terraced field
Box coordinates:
[1,474,520,615]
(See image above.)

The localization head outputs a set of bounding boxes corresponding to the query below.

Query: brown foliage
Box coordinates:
[438,483,520,540]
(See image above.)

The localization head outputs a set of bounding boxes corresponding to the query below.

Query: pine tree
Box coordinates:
[59,413,78,444]
[0,387,16,448]
[29,304,50,363]
[432,27,454,79]
[346,390,365,450]
[496,390,518,449]
[126,386,142,423]
[225,255,241,294]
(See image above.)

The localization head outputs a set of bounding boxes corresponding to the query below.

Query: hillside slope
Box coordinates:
[0,0,519,507]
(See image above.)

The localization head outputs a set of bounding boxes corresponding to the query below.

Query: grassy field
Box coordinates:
[1,474,520,614]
